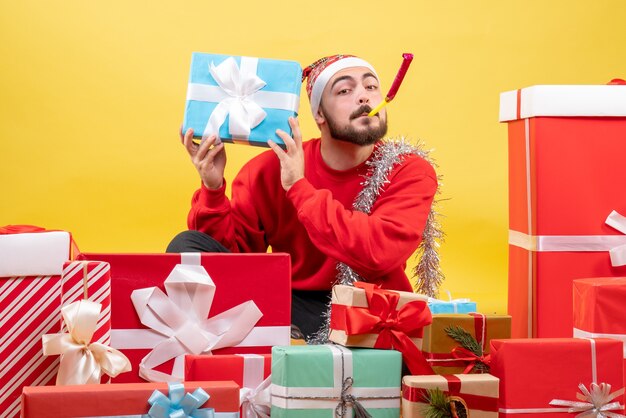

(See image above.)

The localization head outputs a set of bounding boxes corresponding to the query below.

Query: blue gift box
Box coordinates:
[428,298,477,314]
[183,52,302,148]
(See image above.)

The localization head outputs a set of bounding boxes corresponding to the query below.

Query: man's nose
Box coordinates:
[357,90,370,104]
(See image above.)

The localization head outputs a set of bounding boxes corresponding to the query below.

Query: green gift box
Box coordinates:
[271,345,401,418]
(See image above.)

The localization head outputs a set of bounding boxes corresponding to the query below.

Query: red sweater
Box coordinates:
[188,138,437,292]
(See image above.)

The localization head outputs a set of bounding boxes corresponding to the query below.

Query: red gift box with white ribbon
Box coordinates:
[500,82,626,338]
[185,353,272,417]
[574,277,626,388]
[77,252,291,383]
[490,337,625,417]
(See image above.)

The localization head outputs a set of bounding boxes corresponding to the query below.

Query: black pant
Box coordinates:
[166,230,330,340]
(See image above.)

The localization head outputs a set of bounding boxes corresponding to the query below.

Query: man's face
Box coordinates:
[318,66,388,146]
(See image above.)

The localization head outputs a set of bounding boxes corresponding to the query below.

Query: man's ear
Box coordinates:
[314,109,326,126]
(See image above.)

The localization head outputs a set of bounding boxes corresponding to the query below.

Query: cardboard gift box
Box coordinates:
[271,345,402,418]
[490,338,625,417]
[0,227,73,418]
[421,313,511,375]
[329,282,433,375]
[182,52,302,148]
[185,353,272,416]
[402,374,499,418]
[76,252,291,383]
[500,83,626,338]
[573,277,626,383]
[21,380,240,418]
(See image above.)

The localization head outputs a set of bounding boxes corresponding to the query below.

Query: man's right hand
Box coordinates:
[181,128,226,190]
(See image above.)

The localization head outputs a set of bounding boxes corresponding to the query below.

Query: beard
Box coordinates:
[322,104,388,146]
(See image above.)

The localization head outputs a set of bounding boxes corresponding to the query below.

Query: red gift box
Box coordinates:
[185,353,271,416]
[0,227,73,418]
[21,381,240,418]
[500,84,626,338]
[490,338,624,417]
[76,252,291,383]
[573,277,626,386]
[185,353,271,386]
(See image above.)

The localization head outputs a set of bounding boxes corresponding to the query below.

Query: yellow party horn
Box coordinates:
[368,53,414,117]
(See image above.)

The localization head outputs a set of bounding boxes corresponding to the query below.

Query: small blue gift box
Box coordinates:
[428,297,477,314]
[183,52,302,148]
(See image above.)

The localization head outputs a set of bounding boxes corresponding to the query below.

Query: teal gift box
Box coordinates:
[271,345,401,418]
[182,52,302,148]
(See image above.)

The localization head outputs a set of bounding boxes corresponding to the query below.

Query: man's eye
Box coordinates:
[337,89,350,95]
[366,84,378,90]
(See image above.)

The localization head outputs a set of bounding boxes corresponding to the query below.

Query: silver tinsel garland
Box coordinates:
[308,136,444,344]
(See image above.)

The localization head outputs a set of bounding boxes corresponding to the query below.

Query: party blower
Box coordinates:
[368,53,414,117]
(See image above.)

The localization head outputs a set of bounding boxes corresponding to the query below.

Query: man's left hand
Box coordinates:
[268,117,304,191]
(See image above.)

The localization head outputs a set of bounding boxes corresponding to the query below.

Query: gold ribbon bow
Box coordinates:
[550,383,626,418]
[42,300,131,385]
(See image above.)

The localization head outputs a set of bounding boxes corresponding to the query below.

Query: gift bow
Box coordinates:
[42,300,131,385]
[451,346,491,374]
[343,282,434,375]
[240,376,272,418]
[606,211,626,266]
[131,262,263,382]
[148,382,214,418]
[549,383,626,418]
[204,57,267,140]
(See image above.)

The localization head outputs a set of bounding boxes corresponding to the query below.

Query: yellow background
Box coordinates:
[2,1,625,314]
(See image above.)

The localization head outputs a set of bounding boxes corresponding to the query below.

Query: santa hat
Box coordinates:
[302,54,378,118]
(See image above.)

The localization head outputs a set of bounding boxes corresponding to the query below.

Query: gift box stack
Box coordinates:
[490,81,626,415]
[1,227,71,418]
[2,225,293,417]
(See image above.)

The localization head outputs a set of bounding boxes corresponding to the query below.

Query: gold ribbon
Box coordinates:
[549,383,626,418]
[42,300,131,385]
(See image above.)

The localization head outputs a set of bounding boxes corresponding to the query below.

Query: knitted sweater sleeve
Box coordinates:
[286,156,437,279]
[186,163,268,253]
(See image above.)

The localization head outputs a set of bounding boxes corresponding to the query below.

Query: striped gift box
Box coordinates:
[60,260,111,347]
[0,275,62,418]
[0,229,72,418]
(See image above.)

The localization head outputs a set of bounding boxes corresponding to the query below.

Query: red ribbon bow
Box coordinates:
[337,282,434,375]
[451,346,492,374]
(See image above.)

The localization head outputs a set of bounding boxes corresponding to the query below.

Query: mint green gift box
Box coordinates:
[271,345,401,418]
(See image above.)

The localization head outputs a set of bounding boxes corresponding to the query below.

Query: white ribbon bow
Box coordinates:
[240,376,272,418]
[606,211,626,266]
[42,300,132,385]
[204,57,267,140]
[131,262,263,382]
[550,383,626,418]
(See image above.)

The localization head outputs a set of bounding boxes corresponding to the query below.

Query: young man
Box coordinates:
[168,55,438,339]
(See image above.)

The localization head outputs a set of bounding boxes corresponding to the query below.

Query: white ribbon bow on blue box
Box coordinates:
[183,53,302,147]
